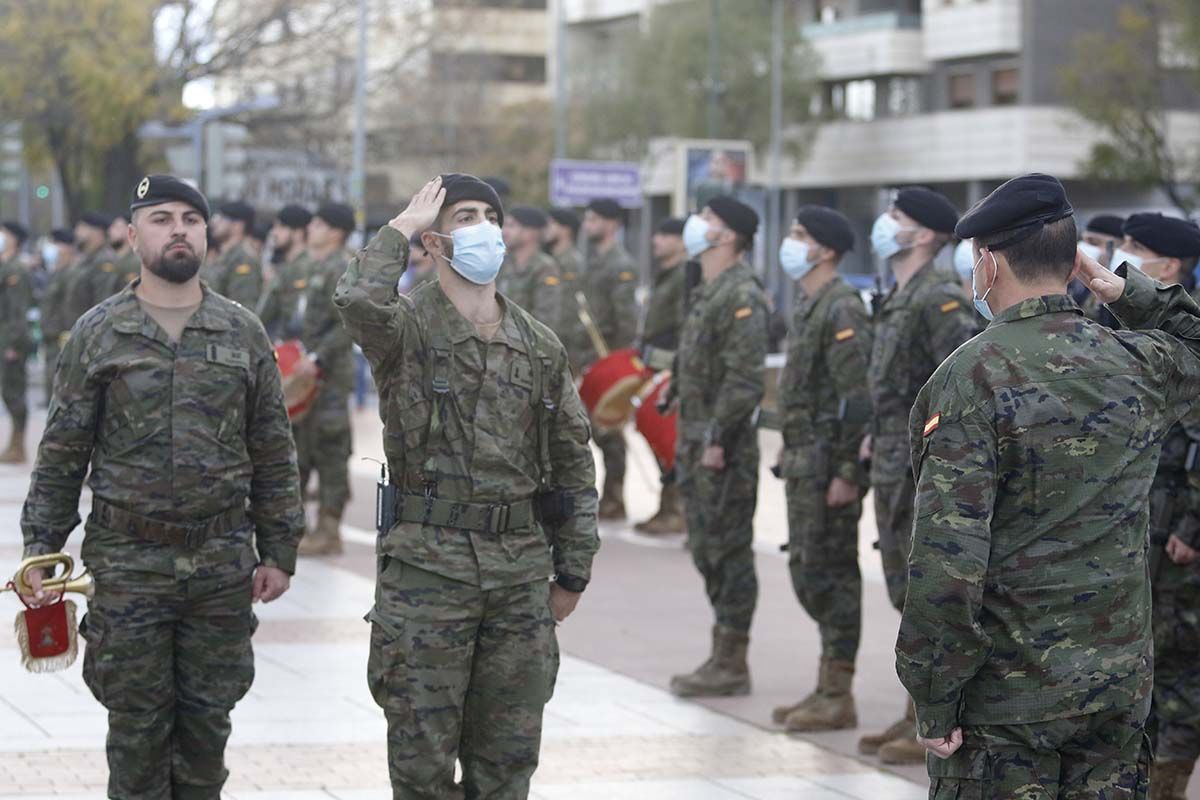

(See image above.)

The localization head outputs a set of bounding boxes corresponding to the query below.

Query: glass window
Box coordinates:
[845,79,876,121]
[992,68,1019,105]
[886,77,922,116]
[948,73,975,109]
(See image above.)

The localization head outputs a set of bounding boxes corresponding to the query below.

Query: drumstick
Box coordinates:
[574,291,610,358]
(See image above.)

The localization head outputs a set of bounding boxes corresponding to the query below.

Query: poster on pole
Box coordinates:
[549,159,642,208]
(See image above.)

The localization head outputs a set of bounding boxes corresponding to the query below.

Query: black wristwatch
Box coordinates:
[554,573,588,593]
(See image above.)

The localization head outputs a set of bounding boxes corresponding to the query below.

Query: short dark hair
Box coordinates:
[1181,255,1198,293]
[733,232,751,254]
[979,216,1077,283]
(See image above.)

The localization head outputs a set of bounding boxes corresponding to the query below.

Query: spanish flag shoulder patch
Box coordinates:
[236,263,253,275]
[618,270,635,281]
[940,300,961,313]
[544,275,560,286]
[735,306,753,320]
[293,278,308,289]
[834,327,855,342]
[923,413,941,437]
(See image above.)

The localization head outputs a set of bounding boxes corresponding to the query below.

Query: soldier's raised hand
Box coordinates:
[1074,244,1125,305]
[389,177,446,239]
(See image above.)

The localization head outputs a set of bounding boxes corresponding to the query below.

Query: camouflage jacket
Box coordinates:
[898,272,1200,738]
[21,282,305,575]
[66,246,118,330]
[499,249,562,331]
[551,246,591,369]
[334,226,599,591]
[0,256,32,354]
[303,249,354,394]
[641,262,686,352]
[586,242,639,352]
[868,260,977,481]
[40,262,75,341]
[211,240,262,310]
[779,276,872,486]
[100,249,141,299]
[256,252,314,341]
[674,262,768,447]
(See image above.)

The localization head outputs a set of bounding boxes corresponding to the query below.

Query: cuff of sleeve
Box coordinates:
[1106,264,1157,329]
[370,225,409,259]
[22,540,60,559]
[1175,522,1200,550]
[834,458,866,487]
[554,573,589,593]
[915,700,961,740]
[258,545,298,576]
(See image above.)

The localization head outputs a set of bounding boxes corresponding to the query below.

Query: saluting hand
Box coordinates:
[389,177,447,240]
[1073,246,1125,305]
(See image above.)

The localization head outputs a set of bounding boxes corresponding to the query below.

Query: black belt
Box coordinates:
[91,498,247,549]
[392,493,534,534]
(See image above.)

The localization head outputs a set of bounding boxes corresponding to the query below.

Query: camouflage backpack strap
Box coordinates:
[421,329,453,497]
[511,307,555,488]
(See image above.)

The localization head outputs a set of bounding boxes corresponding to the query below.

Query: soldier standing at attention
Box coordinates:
[256,204,314,340]
[770,206,872,732]
[898,173,1200,797]
[335,174,598,798]
[209,200,262,309]
[582,198,640,520]
[634,217,688,535]
[294,202,356,557]
[544,207,589,372]
[67,212,118,328]
[39,228,77,403]
[0,220,32,463]
[859,187,976,765]
[667,196,768,698]
[499,205,562,327]
[18,175,303,800]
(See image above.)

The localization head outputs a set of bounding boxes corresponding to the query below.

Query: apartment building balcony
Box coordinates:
[804,11,928,81]
[922,0,1022,61]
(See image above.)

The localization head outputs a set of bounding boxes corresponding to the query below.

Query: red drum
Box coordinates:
[633,370,677,471]
[275,340,320,421]
[579,348,652,428]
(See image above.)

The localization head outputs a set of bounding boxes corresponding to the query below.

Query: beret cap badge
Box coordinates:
[136,177,150,199]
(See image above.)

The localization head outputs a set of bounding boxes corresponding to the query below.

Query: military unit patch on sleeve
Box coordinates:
[940,300,961,313]
[236,264,253,275]
[100,262,114,273]
[923,413,941,437]
[618,271,635,281]
[544,276,560,286]
[834,327,855,342]
[735,306,753,320]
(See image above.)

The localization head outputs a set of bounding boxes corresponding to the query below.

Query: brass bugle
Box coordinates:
[574,291,610,358]
[1,553,95,598]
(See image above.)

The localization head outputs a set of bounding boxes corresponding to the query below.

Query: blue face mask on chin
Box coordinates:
[972,250,996,321]
[433,221,507,285]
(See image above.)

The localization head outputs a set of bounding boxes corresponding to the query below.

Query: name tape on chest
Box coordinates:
[206,344,251,369]
[923,413,941,437]
[834,327,855,342]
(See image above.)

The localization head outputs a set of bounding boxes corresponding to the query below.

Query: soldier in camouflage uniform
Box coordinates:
[770,206,872,732]
[0,220,32,463]
[667,196,768,698]
[1078,214,1127,326]
[860,187,976,765]
[209,200,262,310]
[18,175,303,800]
[1110,213,1200,799]
[295,202,356,556]
[256,205,314,340]
[897,173,1197,798]
[335,174,598,798]
[582,198,640,520]
[106,212,142,297]
[634,217,688,535]
[38,228,77,404]
[544,208,590,371]
[67,212,119,329]
[499,205,562,328]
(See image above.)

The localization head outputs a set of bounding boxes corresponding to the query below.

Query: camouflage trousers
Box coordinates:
[871,471,915,612]
[677,435,759,633]
[928,702,1151,799]
[295,384,352,512]
[368,558,559,800]
[2,352,26,430]
[1148,482,1200,762]
[784,474,862,663]
[80,567,257,800]
[594,425,625,486]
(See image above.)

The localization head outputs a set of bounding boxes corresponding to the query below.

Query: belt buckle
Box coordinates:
[488,504,510,534]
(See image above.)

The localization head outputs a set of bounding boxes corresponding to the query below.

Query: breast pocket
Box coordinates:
[192,357,251,458]
[100,361,171,459]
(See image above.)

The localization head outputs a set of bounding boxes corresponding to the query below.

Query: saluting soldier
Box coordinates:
[499,204,562,328]
[334,174,598,797]
[18,175,303,800]
[209,200,262,309]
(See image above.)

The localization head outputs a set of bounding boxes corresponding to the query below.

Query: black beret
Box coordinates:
[509,205,548,229]
[217,200,255,226]
[49,228,74,245]
[1123,212,1200,259]
[276,204,313,229]
[796,205,854,253]
[656,217,686,236]
[895,187,959,235]
[316,202,356,233]
[0,220,27,245]
[129,175,210,222]
[707,195,759,239]
[955,173,1074,250]
[548,207,580,236]
[481,176,511,198]
[1086,214,1125,239]
[440,173,504,227]
[79,211,114,230]
[586,198,625,222]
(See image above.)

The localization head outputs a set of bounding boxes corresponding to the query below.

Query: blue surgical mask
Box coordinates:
[0,232,7,254]
[971,250,996,321]
[683,215,712,259]
[1109,247,1142,273]
[870,213,915,261]
[41,242,58,267]
[433,221,506,285]
[779,238,816,280]
[953,239,975,281]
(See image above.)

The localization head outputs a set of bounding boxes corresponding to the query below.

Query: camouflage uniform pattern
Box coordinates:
[867,262,976,610]
[780,277,872,663]
[65,245,118,331]
[550,247,590,371]
[586,243,639,489]
[673,262,768,633]
[101,248,141,299]
[21,282,304,799]
[40,262,74,400]
[0,255,32,430]
[256,252,314,340]
[641,263,686,352]
[899,272,1200,794]
[210,240,262,310]
[498,250,562,330]
[334,226,599,797]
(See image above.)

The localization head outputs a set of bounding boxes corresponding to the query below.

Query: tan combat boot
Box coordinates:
[784,658,857,732]
[634,483,685,534]
[598,476,626,521]
[0,428,26,465]
[669,625,751,697]
[1150,759,1195,800]
[298,507,344,556]
[859,697,916,755]
[876,699,925,764]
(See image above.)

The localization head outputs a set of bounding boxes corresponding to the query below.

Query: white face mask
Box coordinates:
[779,238,817,280]
[683,215,713,259]
[432,221,507,285]
[0,232,8,254]
[871,213,916,261]
[1109,247,1142,273]
[41,242,58,267]
[1077,241,1103,263]
[953,239,975,281]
